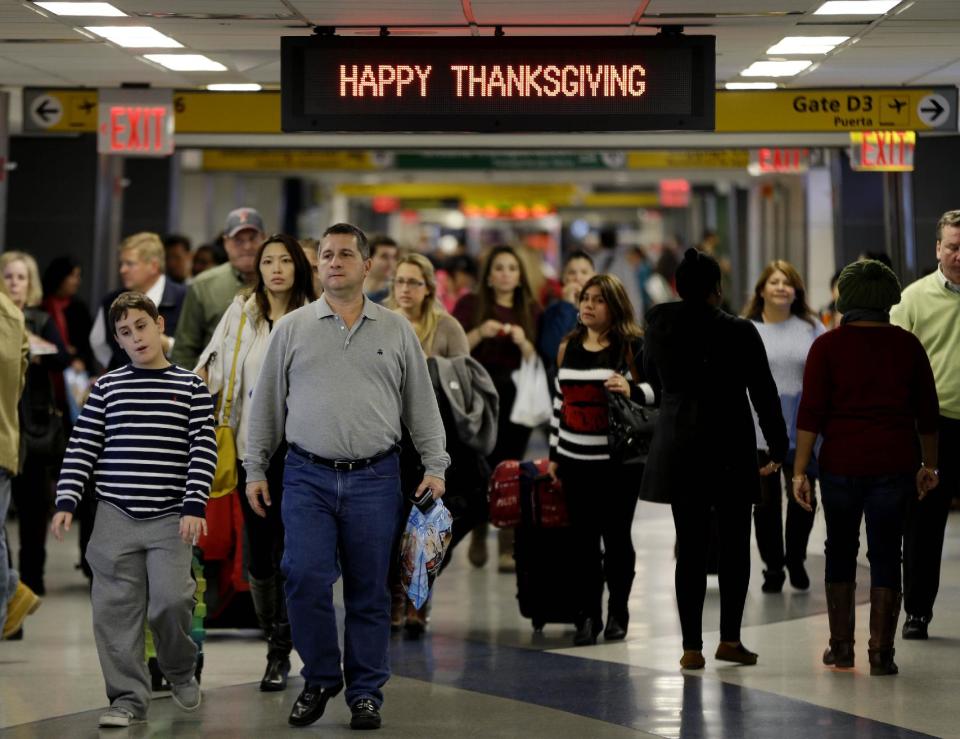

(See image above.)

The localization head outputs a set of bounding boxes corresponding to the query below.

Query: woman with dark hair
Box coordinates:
[547,274,654,645]
[41,256,96,374]
[453,245,543,572]
[793,260,939,677]
[743,260,826,593]
[196,234,316,691]
[640,248,788,669]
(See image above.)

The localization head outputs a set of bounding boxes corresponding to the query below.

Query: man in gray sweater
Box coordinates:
[244,223,449,731]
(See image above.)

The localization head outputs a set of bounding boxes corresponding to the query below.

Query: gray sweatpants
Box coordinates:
[85,503,197,718]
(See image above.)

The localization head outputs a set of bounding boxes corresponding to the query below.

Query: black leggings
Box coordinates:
[236,443,287,581]
[561,459,638,624]
[753,451,817,573]
[11,458,54,592]
[671,497,753,650]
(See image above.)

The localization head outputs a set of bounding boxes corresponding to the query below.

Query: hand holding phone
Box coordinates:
[413,488,436,514]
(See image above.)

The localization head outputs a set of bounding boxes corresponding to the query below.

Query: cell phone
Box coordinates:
[413,488,436,514]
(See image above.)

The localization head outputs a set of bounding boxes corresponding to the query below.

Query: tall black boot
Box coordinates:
[261,621,292,691]
[868,587,901,676]
[248,574,278,637]
[823,582,856,668]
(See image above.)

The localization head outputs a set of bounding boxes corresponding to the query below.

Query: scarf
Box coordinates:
[840,308,889,325]
[42,295,72,346]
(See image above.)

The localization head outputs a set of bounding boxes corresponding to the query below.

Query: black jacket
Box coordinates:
[638,301,787,505]
[99,279,187,370]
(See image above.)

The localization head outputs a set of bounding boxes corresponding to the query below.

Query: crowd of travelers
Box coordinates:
[0,205,957,730]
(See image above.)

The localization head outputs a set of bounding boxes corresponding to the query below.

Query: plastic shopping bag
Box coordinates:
[63,366,91,423]
[509,355,552,428]
[399,499,453,609]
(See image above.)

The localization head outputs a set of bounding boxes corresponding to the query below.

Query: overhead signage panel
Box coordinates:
[97,89,174,156]
[281,35,715,133]
[849,130,915,172]
[717,88,957,133]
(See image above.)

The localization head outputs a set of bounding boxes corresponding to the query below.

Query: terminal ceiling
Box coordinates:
[2,1,960,90]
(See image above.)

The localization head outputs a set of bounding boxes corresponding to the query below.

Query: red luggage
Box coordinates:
[489,459,568,529]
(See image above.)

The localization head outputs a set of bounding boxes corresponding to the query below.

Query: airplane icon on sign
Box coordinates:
[79,99,95,114]
[888,98,906,114]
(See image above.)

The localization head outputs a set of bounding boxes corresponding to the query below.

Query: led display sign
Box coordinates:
[281,35,715,133]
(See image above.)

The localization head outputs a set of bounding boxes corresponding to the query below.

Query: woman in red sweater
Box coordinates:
[793,260,940,677]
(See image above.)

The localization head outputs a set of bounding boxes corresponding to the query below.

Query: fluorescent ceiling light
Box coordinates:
[35,2,126,15]
[144,54,227,72]
[814,1,900,14]
[767,36,849,54]
[742,60,813,77]
[207,83,262,91]
[725,82,778,90]
[84,26,182,48]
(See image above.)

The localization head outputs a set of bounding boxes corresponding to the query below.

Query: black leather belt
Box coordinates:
[289,443,398,472]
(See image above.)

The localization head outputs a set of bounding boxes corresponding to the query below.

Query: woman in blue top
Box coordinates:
[743,260,825,593]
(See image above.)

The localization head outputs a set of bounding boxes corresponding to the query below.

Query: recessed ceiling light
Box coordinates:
[144,54,227,72]
[84,26,182,48]
[741,60,813,77]
[767,36,850,54]
[35,2,126,15]
[725,82,778,90]
[813,1,900,15]
[206,83,262,91]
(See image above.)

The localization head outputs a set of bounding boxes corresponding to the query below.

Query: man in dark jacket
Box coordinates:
[90,232,186,371]
[640,248,788,670]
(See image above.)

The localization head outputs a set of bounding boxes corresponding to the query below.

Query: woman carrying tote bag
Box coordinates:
[196,234,316,691]
[547,274,655,646]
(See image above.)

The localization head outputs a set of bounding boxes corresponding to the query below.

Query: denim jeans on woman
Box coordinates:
[0,470,20,630]
[819,472,912,588]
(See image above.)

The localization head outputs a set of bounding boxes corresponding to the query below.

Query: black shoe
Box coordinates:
[350,698,382,730]
[603,616,628,641]
[573,617,601,646]
[902,615,929,640]
[288,681,343,727]
[788,563,810,591]
[260,650,291,692]
[761,569,785,593]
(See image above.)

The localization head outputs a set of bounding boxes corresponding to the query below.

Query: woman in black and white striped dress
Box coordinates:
[548,274,655,646]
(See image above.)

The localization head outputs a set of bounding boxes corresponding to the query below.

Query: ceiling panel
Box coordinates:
[892,0,960,21]
[117,1,293,16]
[292,1,467,26]
[646,1,810,14]
[471,0,636,24]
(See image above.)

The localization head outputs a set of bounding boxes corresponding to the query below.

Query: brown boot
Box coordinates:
[823,582,856,668]
[868,587,901,676]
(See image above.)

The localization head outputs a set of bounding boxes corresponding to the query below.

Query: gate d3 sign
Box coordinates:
[98,89,174,156]
[281,35,715,133]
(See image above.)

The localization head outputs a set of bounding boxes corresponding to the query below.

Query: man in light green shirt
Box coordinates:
[890,208,960,640]
[171,208,264,369]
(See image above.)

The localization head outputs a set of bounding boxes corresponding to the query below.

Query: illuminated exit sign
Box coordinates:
[281,35,715,132]
[97,88,174,156]
[748,148,812,175]
[848,130,915,172]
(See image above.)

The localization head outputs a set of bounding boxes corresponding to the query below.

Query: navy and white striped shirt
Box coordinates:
[56,364,217,520]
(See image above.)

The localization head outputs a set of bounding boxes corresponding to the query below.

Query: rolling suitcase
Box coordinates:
[514,525,580,631]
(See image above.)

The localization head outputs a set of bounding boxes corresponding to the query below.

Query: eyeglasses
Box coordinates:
[394,278,426,289]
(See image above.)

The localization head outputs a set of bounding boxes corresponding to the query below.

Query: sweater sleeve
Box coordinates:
[911,335,941,434]
[628,338,657,406]
[548,374,562,462]
[182,377,218,518]
[243,320,291,483]
[744,321,789,463]
[400,320,450,479]
[438,312,470,358]
[797,334,828,434]
[171,284,205,370]
[55,378,107,514]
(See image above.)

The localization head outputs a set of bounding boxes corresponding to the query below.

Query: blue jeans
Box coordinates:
[820,472,911,589]
[0,470,20,631]
[281,446,403,707]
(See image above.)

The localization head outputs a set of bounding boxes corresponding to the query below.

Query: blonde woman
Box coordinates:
[389,253,469,358]
[1,251,69,601]
[388,253,470,636]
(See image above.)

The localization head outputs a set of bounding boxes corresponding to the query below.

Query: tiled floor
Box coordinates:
[1,501,957,738]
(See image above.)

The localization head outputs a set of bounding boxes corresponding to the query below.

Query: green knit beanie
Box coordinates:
[836,259,902,313]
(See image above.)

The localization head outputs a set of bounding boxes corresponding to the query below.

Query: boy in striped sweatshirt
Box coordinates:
[52,292,218,728]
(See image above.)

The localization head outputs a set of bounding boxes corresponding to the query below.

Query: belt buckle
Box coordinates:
[334,459,354,471]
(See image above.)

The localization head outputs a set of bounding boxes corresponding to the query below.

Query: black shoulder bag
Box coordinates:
[607,342,657,467]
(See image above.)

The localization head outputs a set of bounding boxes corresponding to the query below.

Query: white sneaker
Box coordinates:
[98,706,144,727]
[171,677,202,712]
